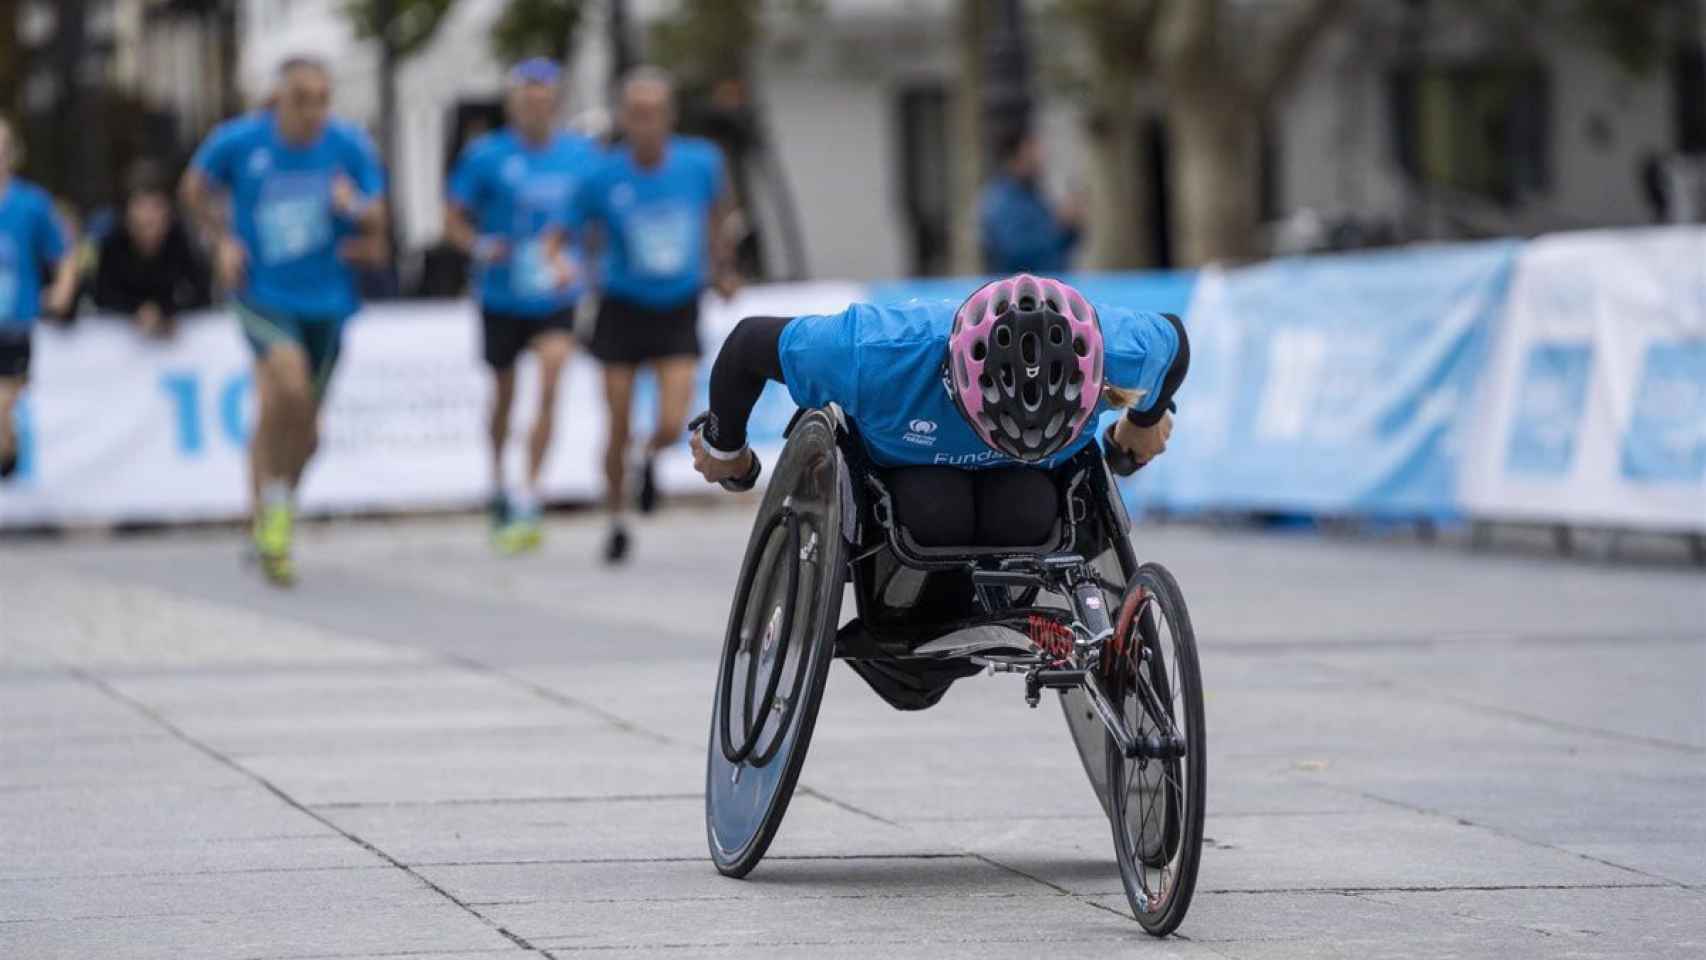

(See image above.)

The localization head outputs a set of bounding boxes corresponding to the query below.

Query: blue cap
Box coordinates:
[509,58,562,86]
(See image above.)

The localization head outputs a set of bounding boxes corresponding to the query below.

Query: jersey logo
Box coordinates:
[902,419,938,446]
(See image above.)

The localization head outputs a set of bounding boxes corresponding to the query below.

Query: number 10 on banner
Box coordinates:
[160,371,255,456]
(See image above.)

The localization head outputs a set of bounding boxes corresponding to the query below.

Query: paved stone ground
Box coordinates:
[2,505,1702,959]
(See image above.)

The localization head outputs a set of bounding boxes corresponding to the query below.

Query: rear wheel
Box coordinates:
[1106,562,1205,936]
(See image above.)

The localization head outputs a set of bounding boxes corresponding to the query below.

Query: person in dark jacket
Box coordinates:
[979,129,1082,275]
[93,166,210,337]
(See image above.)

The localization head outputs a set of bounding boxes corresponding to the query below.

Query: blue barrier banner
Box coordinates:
[1147,241,1518,519]
[1463,228,1706,531]
[867,270,1198,317]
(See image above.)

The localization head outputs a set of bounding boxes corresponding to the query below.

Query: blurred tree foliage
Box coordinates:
[0,6,19,121]
[490,0,586,64]
[1448,0,1673,75]
[648,0,820,87]
[1049,0,1675,269]
[343,0,458,58]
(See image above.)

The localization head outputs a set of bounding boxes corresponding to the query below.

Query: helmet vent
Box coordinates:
[1048,360,1063,390]
[995,299,1010,316]
[1049,324,1066,346]
[1073,336,1088,358]
[998,364,1016,396]
[1020,332,1039,366]
[994,326,1013,349]
[1045,298,1059,312]
[979,373,999,404]
[1018,295,1037,311]
[999,413,1021,440]
[1021,380,1040,411]
[971,339,987,361]
[1044,410,1065,439]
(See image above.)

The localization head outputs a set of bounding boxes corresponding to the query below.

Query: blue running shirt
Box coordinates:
[190,112,386,319]
[448,128,602,315]
[567,137,725,308]
[0,180,69,332]
[779,300,1182,469]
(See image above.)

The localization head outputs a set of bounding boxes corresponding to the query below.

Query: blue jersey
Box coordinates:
[779,300,1181,470]
[190,112,386,319]
[0,179,69,332]
[447,128,601,315]
[568,136,725,308]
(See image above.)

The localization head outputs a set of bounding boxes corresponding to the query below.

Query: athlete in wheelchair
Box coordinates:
[688,273,1204,935]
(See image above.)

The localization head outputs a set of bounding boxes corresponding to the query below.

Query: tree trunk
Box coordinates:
[1081,69,1149,269]
[949,0,986,276]
[1167,83,1262,266]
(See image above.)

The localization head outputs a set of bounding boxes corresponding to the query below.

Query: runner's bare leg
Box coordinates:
[601,363,637,517]
[526,332,574,490]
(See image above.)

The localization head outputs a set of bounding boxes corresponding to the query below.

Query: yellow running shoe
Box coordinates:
[494,513,543,555]
[253,504,296,586]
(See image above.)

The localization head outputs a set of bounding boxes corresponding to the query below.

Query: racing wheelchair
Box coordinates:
[703,406,1205,936]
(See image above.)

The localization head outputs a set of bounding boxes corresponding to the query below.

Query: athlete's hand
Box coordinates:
[136,302,168,338]
[330,174,364,220]
[544,233,577,290]
[44,282,74,319]
[1111,411,1172,468]
[690,430,755,486]
[473,235,510,264]
[214,235,247,292]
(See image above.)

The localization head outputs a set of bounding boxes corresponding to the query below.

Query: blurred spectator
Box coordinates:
[92,164,210,337]
[979,129,1081,275]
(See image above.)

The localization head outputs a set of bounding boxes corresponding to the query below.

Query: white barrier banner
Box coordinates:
[1461,228,1706,531]
[0,283,864,528]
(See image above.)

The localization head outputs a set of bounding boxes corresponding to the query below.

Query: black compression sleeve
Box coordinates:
[1127,312,1190,428]
[705,315,790,452]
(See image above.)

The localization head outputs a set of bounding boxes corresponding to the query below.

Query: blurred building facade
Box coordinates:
[216,0,1698,280]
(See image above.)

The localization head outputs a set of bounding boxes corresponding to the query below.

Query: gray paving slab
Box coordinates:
[0,674,155,743]
[0,734,250,791]
[1093,890,1558,958]
[421,855,1045,907]
[507,890,1150,952]
[0,904,518,960]
[234,728,703,806]
[563,943,1220,960]
[0,865,430,922]
[894,807,1652,899]
[1358,886,1706,956]
[320,794,958,866]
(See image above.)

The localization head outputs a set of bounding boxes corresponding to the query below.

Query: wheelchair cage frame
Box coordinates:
[777,405,1187,765]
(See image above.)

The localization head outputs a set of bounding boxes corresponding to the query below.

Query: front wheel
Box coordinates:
[1105,562,1206,936]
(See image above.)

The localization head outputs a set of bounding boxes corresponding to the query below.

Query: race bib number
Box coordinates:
[511,238,565,298]
[628,203,695,277]
[256,172,332,265]
[0,236,18,321]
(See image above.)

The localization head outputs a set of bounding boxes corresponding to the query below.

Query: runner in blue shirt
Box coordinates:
[689,274,1188,550]
[180,57,388,585]
[0,116,77,482]
[446,58,599,553]
[567,66,738,563]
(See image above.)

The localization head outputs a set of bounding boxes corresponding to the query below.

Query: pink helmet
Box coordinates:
[947,273,1104,461]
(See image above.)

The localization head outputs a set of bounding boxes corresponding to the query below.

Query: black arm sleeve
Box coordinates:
[1126,312,1190,428]
[704,315,790,453]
